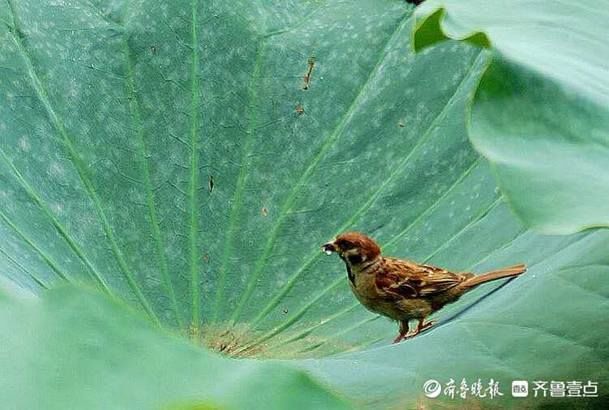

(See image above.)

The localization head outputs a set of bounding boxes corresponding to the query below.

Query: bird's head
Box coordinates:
[322,232,381,265]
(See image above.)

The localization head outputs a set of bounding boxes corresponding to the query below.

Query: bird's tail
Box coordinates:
[462,264,526,288]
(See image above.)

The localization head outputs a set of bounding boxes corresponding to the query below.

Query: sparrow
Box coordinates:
[322,232,526,343]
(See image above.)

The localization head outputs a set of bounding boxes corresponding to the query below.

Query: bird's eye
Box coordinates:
[347,254,363,264]
[337,239,353,249]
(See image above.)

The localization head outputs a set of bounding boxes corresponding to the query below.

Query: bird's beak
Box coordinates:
[322,241,337,255]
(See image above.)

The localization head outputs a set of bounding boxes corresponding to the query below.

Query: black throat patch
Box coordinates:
[340,256,355,284]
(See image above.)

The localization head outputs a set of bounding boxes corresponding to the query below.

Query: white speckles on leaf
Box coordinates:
[18,136,31,152]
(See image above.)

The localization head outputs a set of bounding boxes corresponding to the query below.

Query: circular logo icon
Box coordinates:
[423,379,442,398]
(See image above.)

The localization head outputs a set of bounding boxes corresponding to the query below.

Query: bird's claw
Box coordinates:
[403,320,436,340]
[418,320,435,333]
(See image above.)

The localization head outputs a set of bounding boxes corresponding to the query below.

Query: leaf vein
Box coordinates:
[6,0,159,325]
[230,11,415,323]
[122,33,183,327]
[188,0,202,333]
[0,149,110,291]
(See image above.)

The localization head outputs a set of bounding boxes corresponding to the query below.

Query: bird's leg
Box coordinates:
[417,318,435,333]
[392,320,409,344]
[405,318,435,339]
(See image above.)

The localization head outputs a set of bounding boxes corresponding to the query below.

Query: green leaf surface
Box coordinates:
[1,0,608,408]
[0,286,349,410]
[413,0,609,234]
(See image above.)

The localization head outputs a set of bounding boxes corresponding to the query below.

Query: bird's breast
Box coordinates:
[349,264,401,319]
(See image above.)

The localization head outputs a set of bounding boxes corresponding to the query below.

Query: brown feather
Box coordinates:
[461,264,526,288]
[377,257,468,298]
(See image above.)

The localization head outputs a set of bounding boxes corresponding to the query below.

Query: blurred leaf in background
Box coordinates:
[414,0,609,234]
[0,287,350,409]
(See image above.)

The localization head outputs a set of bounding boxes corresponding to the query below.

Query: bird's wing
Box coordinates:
[375,257,465,299]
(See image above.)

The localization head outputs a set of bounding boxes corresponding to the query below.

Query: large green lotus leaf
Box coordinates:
[0,286,350,410]
[413,0,609,234]
[1,0,608,409]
